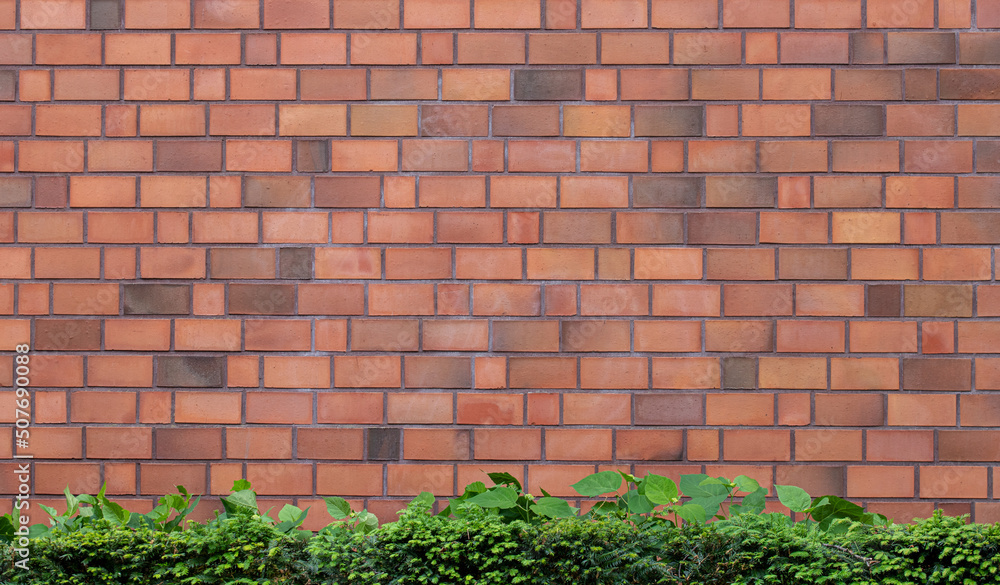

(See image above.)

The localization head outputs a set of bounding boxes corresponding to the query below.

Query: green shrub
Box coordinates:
[3,473,1000,585]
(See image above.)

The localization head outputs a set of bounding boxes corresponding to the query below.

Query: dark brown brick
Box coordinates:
[634,105,703,137]
[366,428,400,461]
[851,32,884,65]
[940,69,1000,99]
[244,176,311,208]
[779,249,849,280]
[942,213,1000,243]
[514,69,582,101]
[705,176,775,207]
[887,32,956,64]
[959,33,1000,64]
[123,284,191,315]
[905,69,938,101]
[156,356,225,388]
[90,0,121,29]
[776,466,845,497]
[722,357,756,390]
[958,177,1000,207]
[314,176,382,208]
[633,177,702,208]
[155,140,223,172]
[296,140,330,173]
[868,284,901,317]
[35,176,68,208]
[492,105,560,136]
[813,105,884,136]
[902,358,972,391]
[688,212,756,245]
[815,393,884,426]
[404,356,472,389]
[635,393,703,425]
[228,283,296,315]
[280,248,313,279]
[421,105,489,137]
[35,319,101,351]
[0,70,14,101]
[156,428,222,459]
[0,177,31,207]
[976,141,1000,173]
[903,284,972,317]
[210,248,276,279]
[939,431,1000,461]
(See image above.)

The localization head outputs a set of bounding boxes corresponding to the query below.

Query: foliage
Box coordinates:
[1,472,997,585]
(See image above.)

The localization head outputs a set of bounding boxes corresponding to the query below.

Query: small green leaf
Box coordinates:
[571,471,623,497]
[231,479,252,491]
[775,484,812,513]
[487,472,522,492]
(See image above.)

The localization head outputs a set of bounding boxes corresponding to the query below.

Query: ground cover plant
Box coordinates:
[2,471,998,584]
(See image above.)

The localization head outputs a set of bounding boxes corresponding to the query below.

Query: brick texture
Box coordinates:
[1,0,997,519]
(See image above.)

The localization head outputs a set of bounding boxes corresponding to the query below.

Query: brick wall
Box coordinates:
[2,0,1000,525]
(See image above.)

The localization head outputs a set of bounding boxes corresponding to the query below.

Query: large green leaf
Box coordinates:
[531,497,578,518]
[679,474,729,499]
[0,516,14,543]
[775,484,812,513]
[571,471,623,497]
[673,503,706,524]
[810,495,863,530]
[468,486,519,510]
[642,474,679,505]
[278,504,308,525]
[221,489,258,515]
[733,475,761,494]
[624,491,655,515]
[736,488,766,516]
[324,496,353,520]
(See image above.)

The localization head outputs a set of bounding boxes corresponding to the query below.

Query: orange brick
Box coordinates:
[723,0,788,26]
[140,104,206,136]
[795,0,862,28]
[281,33,347,65]
[21,0,86,28]
[651,0,717,27]
[601,32,670,64]
[105,33,171,65]
[351,33,417,65]
[777,320,845,353]
[194,0,259,28]
[868,0,934,28]
[262,0,329,28]
[581,0,646,27]
[475,0,540,28]
[68,176,136,207]
[88,141,154,172]
[18,141,84,172]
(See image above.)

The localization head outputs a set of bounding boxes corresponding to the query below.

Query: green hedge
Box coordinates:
[3,472,1000,584]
